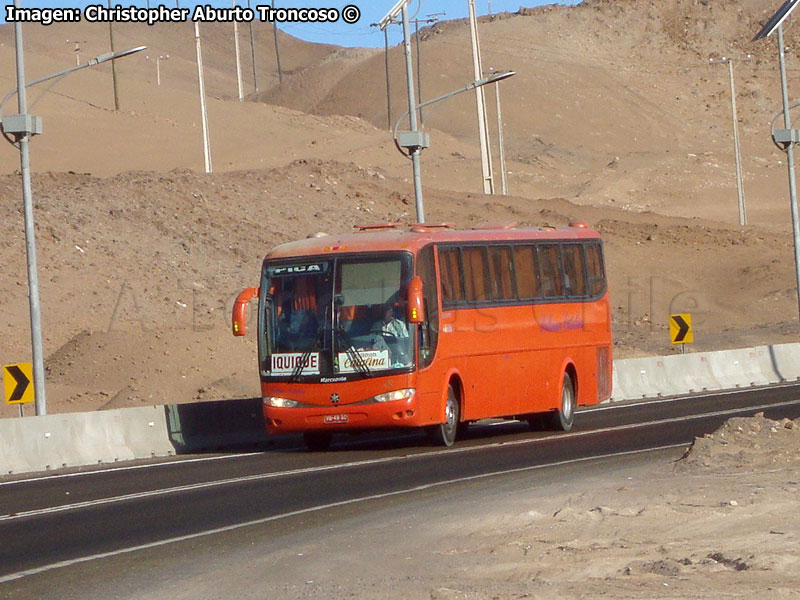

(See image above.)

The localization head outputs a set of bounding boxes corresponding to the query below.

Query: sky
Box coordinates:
[1,1,582,48]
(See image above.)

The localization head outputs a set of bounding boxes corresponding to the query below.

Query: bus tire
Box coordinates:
[427,385,460,447]
[303,431,333,452]
[548,371,576,432]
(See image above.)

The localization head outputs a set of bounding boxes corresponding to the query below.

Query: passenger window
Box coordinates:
[561,244,587,297]
[488,246,516,300]
[461,246,490,302]
[537,244,564,298]
[439,247,463,305]
[513,245,540,299]
[585,243,607,296]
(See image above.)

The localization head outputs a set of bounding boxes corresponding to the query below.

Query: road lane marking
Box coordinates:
[0,443,687,584]
[0,452,265,488]
[3,395,800,523]
[4,383,799,488]
[584,383,800,413]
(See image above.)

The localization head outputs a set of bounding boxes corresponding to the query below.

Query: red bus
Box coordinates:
[233,222,612,450]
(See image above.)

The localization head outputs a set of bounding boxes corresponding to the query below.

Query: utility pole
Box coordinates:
[491,71,509,195]
[248,0,259,92]
[468,0,494,194]
[409,14,443,124]
[384,27,392,130]
[273,0,283,86]
[710,56,749,226]
[66,40,86,66]
[108,0,120,111]
[194,22,212,173]
[156,55,169,86]
[233,0,244,101]
[727,59,747,226]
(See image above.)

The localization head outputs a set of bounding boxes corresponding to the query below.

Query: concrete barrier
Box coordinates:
[610,342,800,403]
[3,343,800,476]
[0,406,175,475]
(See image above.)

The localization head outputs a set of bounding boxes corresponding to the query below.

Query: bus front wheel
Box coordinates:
[304,431,333,452]
[548,372,576,432]
[427,385,460,447]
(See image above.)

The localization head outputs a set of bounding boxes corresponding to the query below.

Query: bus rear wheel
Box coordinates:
[303,431,333,452]
[547,372,576,432]
[427,385,460,447]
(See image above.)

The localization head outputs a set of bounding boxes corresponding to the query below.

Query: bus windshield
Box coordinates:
[258,253,414,380]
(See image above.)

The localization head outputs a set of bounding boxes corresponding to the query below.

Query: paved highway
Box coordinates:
[1,384,800,591]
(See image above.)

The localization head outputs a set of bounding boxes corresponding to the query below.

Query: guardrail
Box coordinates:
[2,342,800,476]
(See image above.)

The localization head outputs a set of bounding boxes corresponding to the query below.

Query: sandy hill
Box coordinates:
[2,1,800,416]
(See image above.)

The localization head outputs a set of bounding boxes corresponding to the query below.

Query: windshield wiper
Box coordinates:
[336,324,372,378]
[288,305,330,382]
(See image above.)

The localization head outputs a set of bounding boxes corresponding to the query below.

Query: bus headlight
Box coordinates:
[264,397,300,408]
[369,388,416,404]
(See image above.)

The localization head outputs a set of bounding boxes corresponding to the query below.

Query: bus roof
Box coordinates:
[266,223,602,261]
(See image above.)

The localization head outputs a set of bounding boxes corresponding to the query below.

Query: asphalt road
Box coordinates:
[2,384,800,592]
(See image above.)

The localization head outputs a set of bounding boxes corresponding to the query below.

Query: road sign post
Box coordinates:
[670,314,693,353]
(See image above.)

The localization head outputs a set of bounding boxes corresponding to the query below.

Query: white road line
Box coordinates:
[4,396,799,523]
[583,383,800,413]
[0,452,265,488]
[0,443,686,585]
[5,384,797,488]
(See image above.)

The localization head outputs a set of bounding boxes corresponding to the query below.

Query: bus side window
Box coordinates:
[439,247,464,306]
[537,244,564,298]
[561,244,587,298]
[585,243,607,297]
[418,245,439,369]
[461,246,490,302]
[513,245,540,299]
[488,246,516,301]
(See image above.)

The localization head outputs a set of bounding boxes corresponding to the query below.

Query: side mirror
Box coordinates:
[407,276,425,324]
[232,287,258,337]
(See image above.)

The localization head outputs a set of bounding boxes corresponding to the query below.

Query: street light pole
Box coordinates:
[392,71,516,223]
[1,24,146,416]
[12,13,46,416]
[778,24,800,323]
[401,4,424,223]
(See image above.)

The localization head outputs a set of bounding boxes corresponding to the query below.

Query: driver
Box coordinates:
[372,304,408,339]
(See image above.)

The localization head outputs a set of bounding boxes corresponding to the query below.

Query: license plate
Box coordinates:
[324,414,349,424]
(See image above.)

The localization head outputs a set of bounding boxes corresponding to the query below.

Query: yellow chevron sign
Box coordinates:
[3,363,34,405]
[670,314,693,345]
